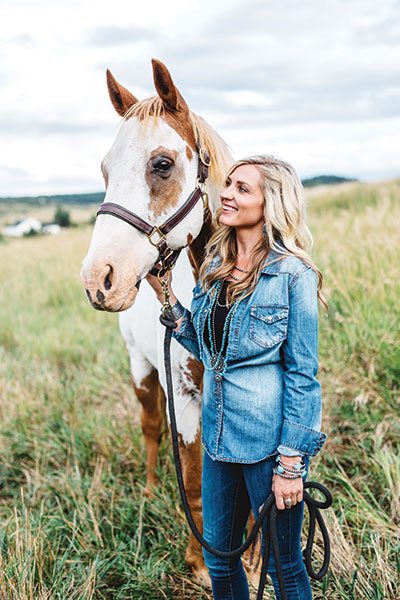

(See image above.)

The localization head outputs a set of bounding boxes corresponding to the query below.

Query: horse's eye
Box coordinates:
[152,158,173,173]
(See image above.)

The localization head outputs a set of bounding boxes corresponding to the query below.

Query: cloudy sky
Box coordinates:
[1,0,399,196]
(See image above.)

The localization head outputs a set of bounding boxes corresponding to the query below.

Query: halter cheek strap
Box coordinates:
[96,148,211,276]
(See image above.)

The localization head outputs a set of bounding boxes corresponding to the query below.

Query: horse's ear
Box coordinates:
[106,69,138,117]
[151,59,189,114]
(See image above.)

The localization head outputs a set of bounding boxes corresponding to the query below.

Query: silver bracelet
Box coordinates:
[273,466,302,480]
[170,299,185,321]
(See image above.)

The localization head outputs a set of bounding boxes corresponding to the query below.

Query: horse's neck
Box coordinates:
[187,210,213,281]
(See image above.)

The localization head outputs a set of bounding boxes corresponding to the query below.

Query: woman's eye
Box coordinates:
[224,180,230,187]
[239,186,248,193]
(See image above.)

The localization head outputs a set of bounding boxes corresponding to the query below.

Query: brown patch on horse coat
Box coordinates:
[145,146,183,217]
[131,370,165,494]
[185,356,204,392]
[186,145,193,161]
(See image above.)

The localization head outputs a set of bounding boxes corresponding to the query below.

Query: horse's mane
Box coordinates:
[124,97,233,190]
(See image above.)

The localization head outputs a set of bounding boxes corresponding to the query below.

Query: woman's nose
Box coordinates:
[220,186,234,201]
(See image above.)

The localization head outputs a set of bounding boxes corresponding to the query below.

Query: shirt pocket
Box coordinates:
[249,305,289,349]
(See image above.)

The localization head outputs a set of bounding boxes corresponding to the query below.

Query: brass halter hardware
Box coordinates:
[96,145,212,306]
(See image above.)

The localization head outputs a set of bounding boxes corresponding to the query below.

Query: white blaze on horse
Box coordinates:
[81,59,232,583]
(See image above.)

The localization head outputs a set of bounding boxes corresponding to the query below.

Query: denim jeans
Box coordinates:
[202,452,312,600]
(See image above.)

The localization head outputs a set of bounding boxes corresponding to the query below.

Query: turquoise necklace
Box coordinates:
[196,280,242,373]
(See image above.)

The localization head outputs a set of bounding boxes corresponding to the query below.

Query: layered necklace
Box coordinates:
[196,280,242,374]
[229,264,249,282]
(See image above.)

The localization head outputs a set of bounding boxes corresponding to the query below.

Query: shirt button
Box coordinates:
[218,403,222,409]
[214,373,222,382]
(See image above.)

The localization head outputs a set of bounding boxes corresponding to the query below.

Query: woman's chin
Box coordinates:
[219,213,237,227]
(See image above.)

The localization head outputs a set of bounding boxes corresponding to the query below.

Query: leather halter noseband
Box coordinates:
[96,148,211,277]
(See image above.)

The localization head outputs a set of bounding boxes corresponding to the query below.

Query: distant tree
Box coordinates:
[302,175,358,188]
[23,227,39,237]
[54,206,71,227]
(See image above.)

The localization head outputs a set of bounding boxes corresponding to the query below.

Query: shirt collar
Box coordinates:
[260,244,287,276]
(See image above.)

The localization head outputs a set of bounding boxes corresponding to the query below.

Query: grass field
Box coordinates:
[0,179,399,599]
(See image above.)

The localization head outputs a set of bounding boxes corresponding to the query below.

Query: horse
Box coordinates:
[81,59,256,586]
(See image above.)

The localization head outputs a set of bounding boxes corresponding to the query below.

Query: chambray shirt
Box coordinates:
[173,247,327,463]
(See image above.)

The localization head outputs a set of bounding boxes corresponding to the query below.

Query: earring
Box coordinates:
[262,223,267,237]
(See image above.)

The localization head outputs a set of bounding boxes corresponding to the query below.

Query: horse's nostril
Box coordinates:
[85,289,92,302]
[96,289,105,303]
[104,269,112,291]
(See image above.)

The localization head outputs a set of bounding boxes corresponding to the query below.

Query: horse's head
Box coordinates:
[81,59,231,312]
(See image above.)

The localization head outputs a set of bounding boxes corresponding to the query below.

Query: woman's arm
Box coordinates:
[277,266,326,457]
[145,269,183,331]
[145,268,202,361]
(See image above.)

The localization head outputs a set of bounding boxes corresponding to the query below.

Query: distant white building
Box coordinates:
[42,223,61,235]
[3,217,61,237]
[3,217,42,237]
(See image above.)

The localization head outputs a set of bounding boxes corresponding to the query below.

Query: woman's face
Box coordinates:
[219,164,265,230]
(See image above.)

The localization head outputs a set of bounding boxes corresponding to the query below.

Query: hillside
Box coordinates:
[0,174,359,206]
[0,191,105,206]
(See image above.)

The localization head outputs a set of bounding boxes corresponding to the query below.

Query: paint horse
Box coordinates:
[81,59,233,585]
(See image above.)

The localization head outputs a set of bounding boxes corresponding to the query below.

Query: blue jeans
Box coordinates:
[202,452,312,600]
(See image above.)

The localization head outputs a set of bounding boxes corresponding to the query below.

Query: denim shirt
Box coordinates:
[173,247,327,463]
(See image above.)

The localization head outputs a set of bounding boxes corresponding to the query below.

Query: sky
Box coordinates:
[1,0,399,196]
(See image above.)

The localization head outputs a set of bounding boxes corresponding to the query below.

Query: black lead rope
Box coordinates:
[160,312,332,599]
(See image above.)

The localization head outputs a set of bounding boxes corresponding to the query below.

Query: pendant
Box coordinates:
[210,354,225,373]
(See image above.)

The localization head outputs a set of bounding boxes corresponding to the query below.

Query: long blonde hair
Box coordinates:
[199,155,327,310]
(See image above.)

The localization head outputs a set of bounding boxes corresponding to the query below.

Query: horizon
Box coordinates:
[4,173,400,201]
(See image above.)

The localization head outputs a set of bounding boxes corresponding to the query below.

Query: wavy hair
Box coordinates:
[199,155,328,310]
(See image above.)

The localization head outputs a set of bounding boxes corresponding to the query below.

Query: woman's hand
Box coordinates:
[145,265,177,306]
[272,455,304,510]
[272,474,304,510]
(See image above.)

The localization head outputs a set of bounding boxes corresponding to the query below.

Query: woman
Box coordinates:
[147,155,327,599]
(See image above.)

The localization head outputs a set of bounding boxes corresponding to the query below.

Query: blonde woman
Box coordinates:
[147,155,327,599]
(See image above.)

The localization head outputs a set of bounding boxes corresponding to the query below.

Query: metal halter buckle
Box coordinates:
[199,147,211,167]
[148,226,166,248]
[201,190,209,212]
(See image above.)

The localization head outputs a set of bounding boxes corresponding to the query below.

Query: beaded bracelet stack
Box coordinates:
[273,454,307,480]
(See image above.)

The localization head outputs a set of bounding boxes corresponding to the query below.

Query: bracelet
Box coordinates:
[273,466,302,480]
[276,455,305,472]
[275,455,306,478]
[170,299,185,321]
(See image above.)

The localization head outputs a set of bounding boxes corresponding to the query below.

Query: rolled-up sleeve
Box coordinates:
[172,308,201,361]
[277,267,327,456]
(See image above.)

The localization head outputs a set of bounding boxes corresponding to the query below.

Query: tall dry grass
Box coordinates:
[0,179,398,598]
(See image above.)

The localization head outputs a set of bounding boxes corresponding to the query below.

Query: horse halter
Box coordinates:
[96,147,211,278]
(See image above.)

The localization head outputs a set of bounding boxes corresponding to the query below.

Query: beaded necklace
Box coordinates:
[195,280,242,373]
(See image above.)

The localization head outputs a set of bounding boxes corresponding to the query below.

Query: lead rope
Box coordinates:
[159,309,332,600]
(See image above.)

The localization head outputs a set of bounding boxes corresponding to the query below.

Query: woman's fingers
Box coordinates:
[272,474,304,510]
[275,494,286,511]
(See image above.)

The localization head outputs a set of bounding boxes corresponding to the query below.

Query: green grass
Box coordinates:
[0,180,399,599]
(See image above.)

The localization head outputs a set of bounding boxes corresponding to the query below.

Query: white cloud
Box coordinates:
[0,0,399,195]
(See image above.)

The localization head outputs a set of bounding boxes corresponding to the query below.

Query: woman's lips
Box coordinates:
[222,203,238,213]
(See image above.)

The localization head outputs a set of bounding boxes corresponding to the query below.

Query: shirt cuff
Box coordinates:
[278,419,327,456]
[277,445,305,457]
